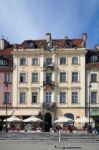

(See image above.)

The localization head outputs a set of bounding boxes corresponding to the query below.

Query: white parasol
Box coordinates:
[3,116,23,122]
[75,117,94,124]
[54,116,74,124]
[23,116,42,122]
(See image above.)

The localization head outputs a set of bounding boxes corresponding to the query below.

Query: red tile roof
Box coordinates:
[0,47,13,56]
[18,38,84,49]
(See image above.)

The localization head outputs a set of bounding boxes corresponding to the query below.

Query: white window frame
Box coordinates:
[20,72,27,83]
[91,73,97,83]
[4,72,11,83]
[32,72,38,83]
[59,92,66,104]
[32,58,39,65]
[71,91,78,104]
[60,72,66,82]
[72,72,78,82]
[91,91,97,104]
[45,92,52,103]
[31,92,38,104]
[20,57,27,66]
[19,92,26,104]
[72,57,79,65]
[60,57,67,65]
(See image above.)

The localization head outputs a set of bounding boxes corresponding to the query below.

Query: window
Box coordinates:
[60,92,66,104]
[60,57,66,65]
[0,57,8,66]
[20,73,26,83]
[32,73,38,83]
[91,74,97,82]
[46,72,52,82]
[4,73,11,83]
[45,92,52,103]
[20,92,26,104]
[91,92,97,104]
[27,41,34,48]
[72,92,78,104]
[72,57,78,64]
[20,58,26,66]
[4,92,11,104]
[32,92,38,103]
[60,72,66,82]
[46,58,52,65]
[32,58,38,65]
[65,39,73,48]
[90,56,98,62]
[72,72,78,82]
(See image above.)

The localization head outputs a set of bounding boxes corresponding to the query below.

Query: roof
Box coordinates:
[87,49,99,55]
[0,47,13,56]
[17,38,84,49]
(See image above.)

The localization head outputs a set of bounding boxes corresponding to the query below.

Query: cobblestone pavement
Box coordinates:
[0,131,99,150]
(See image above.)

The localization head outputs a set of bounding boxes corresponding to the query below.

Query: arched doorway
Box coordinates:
[44,112,52,132]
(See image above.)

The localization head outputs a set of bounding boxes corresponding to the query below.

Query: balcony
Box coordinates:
[43,62,54,71]
[43,81,55,89]
[43,102,56,109]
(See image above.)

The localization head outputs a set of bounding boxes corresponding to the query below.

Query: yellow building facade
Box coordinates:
[12,33,87,131]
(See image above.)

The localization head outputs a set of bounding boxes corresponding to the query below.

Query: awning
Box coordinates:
[0,109,40,116]
[90,109,99,116]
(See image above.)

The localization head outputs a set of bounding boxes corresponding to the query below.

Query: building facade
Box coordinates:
[13,33,87,131]
[86,49,99,125]
[0,39,13,120]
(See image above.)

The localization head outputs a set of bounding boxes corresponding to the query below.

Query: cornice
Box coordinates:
[12,48,87,56]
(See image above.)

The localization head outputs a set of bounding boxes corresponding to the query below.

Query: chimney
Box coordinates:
[0,39,5,50]
[95,44,99,50]
[46,33,51,43]
[82,33,87,41]
[64,36,68,40]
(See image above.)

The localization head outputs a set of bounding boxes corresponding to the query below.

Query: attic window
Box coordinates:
[65,39,73,48]
[90,55,98,62]
[27,41,34,48]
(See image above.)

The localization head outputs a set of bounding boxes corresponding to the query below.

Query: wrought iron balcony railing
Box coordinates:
[43,81,55,88]
[43,102,56,108]
[43,62,54,71]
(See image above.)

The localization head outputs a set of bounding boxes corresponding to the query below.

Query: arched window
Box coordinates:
[20,58,26,66]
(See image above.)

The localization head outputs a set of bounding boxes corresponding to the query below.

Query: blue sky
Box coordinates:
[0,0,99,48]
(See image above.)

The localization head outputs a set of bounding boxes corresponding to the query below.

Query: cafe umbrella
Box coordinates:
[54,116,74,149]
[3,116,23,122]
[23,116,42,123]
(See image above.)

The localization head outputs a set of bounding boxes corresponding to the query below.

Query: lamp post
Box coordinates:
[5,101,8,132]
[5,81,8,133]
[42,102,45,131]
[88,81,92,129]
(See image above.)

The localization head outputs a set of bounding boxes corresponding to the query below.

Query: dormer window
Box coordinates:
[90,55,98,63]
[65,39,73,48]
[27,41,34,48]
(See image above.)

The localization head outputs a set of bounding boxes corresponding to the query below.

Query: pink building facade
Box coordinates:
[0,39,13,119]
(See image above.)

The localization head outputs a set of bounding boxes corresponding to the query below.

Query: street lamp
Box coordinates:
[88,81,92,128]
[5,81,8,132]
[5,101,8,132]
[42,102,45,131]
